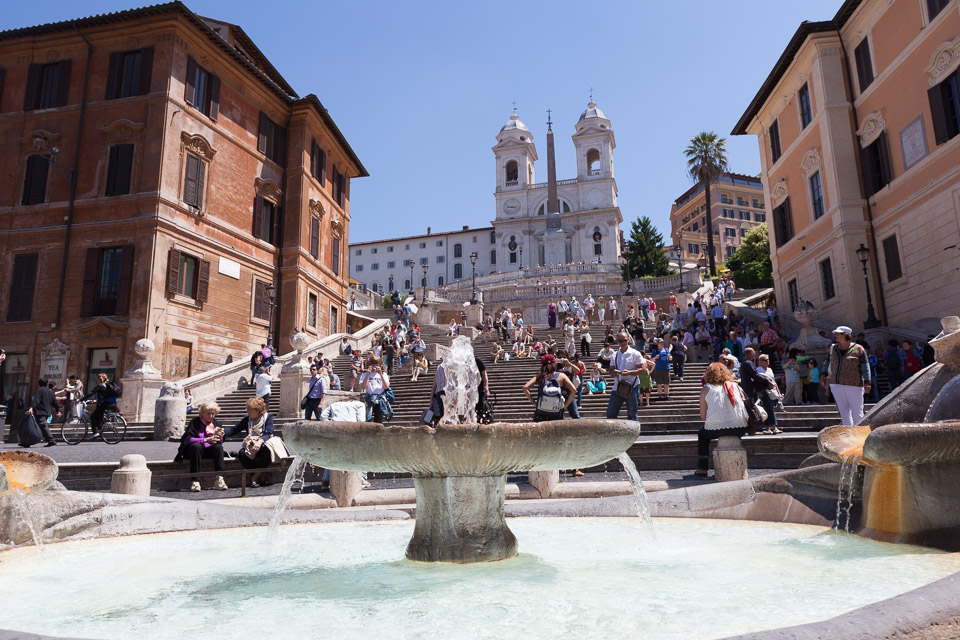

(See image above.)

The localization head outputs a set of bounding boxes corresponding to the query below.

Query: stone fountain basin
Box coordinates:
[284,419,642,475]
[0,451,58,495]
[819,421,960,467]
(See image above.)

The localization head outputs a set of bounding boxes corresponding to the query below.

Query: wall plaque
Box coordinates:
[899,115,929,171]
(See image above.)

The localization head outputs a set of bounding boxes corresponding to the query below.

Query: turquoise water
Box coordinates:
[0,518,957,640]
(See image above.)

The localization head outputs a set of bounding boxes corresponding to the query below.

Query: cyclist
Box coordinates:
[81,373,120,434]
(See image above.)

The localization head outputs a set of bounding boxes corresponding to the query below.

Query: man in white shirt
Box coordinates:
[320,397,369,488]
[606,330,646,421]
[583,294,596,322]
[563,318,577,355]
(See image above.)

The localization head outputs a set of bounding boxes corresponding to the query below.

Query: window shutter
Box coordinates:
[22,154,49,205]
[81,248,100,317]
[929,84,950,145]
[197,259,210,303]
[195,157,205,209]
[8,254,38,322]
[276,125,287,165]
[113,144,134,195]
[258,112,269,153]
[0,66,5,111]
[184,56,197,105]
[23,63,40,110]
[878,132,893,187]
[253,196,263,240]
[56,59,71,107]
[208,74,220,121]
[183,155,204,208]
[860,144,877,197]
[116,244,135,314]
[166,248,181,296]
[106,145,119,196]
[137,47,153,96]
[855,40,873,92]
[310,139,317,178]
[253,280,266,319]
[310,217,320,259]
[105,51,122,99]
[883,235,903,282]
[783,198,794,241]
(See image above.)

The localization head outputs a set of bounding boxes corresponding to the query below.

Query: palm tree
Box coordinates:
[684,131,729,279]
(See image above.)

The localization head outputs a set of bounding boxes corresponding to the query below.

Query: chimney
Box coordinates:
[462,225,469,230]
[427,226,431,235]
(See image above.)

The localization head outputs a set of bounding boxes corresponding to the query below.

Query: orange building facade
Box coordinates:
[733,0,960,330]
[670,172,766,268]
[0,3,366,408]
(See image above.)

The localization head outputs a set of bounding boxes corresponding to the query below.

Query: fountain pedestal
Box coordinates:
[408,475,517,563]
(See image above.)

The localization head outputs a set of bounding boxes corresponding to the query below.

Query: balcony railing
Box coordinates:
[588,169,601,176]
[529,178,580,189]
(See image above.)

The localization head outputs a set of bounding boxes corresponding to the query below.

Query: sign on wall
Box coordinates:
[899,115,929,171]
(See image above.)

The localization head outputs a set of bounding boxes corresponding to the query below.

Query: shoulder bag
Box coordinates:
[300,376,321,410]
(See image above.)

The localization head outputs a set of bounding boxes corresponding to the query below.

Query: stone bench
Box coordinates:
[713,435,749,482]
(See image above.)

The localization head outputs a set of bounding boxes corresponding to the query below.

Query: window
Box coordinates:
[184,57,220,120]
[692,222,699,232]
[356,249,362,256]
[437,276,445,286]
[23,60,71,110]
[331,237,340,276]
[490,231,496,243]
[182,154,205,209]
[928,0,950,20]
[105,48,153,99]
[436,240,443,247]
[371,263,379,270]
[307,293,317,328]
[752,198,761,208]
[798,83,812,129]
[754,213,766,223]
[788,279,800,312]
[490,249,496,264]
[740,228,747,237]
[454,243,462,258]
[330,306,338,334]
[854,38,874,93]
[724,228,737,237]
[387,246,394,252]
[721,193,731,204]
[332,165,346,208]
[166,249,209,303]
[82,245,134,316]
[310,217,320,259]
[355,264,363,272]
[419,242,426,249]
[436,256,444,263]
[688,243,699,254]
[509,251,517,264]
[258,112,286,165]
[252,280,271,321]
[810,171,825,219]
[861,133,892,197]
[310,139,326,185]
[819,258,836,300]
[594,241,602,255]
[505,160,518,185]
[403,259,412,267]
[406,244,411,250]
[6,253,38,322]
[722,209,734,218]
[736,196,746,206]
[928,66,960,145]
[21,154,49,205]
[769,119,782,163]
[771,198,794,246]
[387,261,395,268]
[105,144,134,196]
[420,257,428,265]
[586,148,601,175]
[252,197,276,244]
[371,248,377,254]
[882,235,903,282]
[726,246,736,258]
[739,211,750,220]
[404,279,411,291]
[454,263,463,279]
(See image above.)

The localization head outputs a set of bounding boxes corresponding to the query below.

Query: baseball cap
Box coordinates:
[832,326,853,336]
[540,354,556,364]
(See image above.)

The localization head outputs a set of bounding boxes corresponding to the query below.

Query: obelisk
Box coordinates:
[542,109,566,264]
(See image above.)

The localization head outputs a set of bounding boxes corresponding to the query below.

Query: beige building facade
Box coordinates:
[733,0,960,329]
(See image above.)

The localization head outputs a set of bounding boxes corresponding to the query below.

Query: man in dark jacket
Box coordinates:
[26,378,60,447]
[739,348,761,400]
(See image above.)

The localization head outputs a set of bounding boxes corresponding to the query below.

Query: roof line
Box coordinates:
[350,226,495,246]
[295,95,368,178]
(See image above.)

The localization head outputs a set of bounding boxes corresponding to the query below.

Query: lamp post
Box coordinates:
[622,248,633,296]
[266,283,277,350]
[676,244,686,293]
[421,264,429,307]
[469,251,479,304]
[519,245,523,270]
[855,243,881,329]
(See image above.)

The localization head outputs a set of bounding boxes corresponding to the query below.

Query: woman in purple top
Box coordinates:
[175,402,228,492]
[547,299,557,329]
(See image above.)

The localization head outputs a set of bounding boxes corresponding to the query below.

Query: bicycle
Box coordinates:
[61,405,128,445]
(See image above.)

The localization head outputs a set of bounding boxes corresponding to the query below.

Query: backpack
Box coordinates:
[106,380,123,398]
[884,350,902,373]
[535,375,565,420]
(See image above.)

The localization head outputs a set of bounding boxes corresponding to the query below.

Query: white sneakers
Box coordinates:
[214,476,228,491]
[190,481,201,492]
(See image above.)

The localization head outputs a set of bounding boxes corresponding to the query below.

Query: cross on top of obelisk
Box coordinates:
[546,108,552,130]
[511,100,517,113]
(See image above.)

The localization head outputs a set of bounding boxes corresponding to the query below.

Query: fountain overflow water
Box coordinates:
[439,336,480,424]
[268,456,308,538]
[617,452,656,539]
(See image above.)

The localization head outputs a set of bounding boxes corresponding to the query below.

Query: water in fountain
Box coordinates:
[13,490,44,552]
[833,454,861,533]
[439,336,480,425]
[617,452,656,539]
[268,456,308,537]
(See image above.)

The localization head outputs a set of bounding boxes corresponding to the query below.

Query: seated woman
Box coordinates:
[447,320,459,337]
[531,339,544,357]
[512,340,529,359]
[695,362,749,477]
[411,353,429,382]
[587,362,607,395]
[184,388,194,414]
[175,402,228,492]
[491,342,504,364]
[227,397,288,488]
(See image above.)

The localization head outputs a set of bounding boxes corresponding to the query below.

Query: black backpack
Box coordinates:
[106,380,123,398]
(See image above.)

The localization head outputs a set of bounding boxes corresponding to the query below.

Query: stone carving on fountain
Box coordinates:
[817,316,960,549]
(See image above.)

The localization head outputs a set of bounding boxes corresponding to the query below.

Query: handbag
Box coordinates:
[300,377,321,410]
[745,397,767,431]
[616,380,633,399]
[242,435,264,459]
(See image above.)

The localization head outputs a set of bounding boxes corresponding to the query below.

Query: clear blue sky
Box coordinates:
[5,0,841,242]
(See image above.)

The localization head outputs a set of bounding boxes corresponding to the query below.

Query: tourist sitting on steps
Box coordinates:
[229,397,289,488]
[411,353,429,382]
[587,362,606,395]
[175,402,229,492]
[695,362,749,478]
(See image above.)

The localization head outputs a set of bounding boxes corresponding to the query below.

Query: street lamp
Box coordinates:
[469,252,479,304]
[622,248,633,296]
[519,245,524,270]
[421,263,429,307]
[266,283,277,350]
[409,261,415,296]
[676,244,686,293]
[855,243,881,329]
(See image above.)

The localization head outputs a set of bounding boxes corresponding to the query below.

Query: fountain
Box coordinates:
[285,336,642,562]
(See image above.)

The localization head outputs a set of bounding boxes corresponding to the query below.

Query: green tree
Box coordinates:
[622,216,673,279]
[684,131,728,278]
[724,224,773,288]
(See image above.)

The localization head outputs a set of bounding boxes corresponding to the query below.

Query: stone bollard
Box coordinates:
[110,454,152,496]
[528,470,559,498]
[713,435,749,482]
[329,470,363,507]
[154,382,187,441]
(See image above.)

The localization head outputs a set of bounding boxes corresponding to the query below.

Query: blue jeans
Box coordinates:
[576,379,584,408]
[606,384,639,421]
[304,397,323,420]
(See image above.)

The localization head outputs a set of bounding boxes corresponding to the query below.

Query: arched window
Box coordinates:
[587,148,600,175]
[454,243,462,258]
[370,281,380,293]
[388,276,394,291]
[593,226,603,256]
[404,279,411,291]
[454,263,463,279]
[538,200,572,215]
[508,235,518,264]
[505,160,518,185]
[437,276,445,286]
